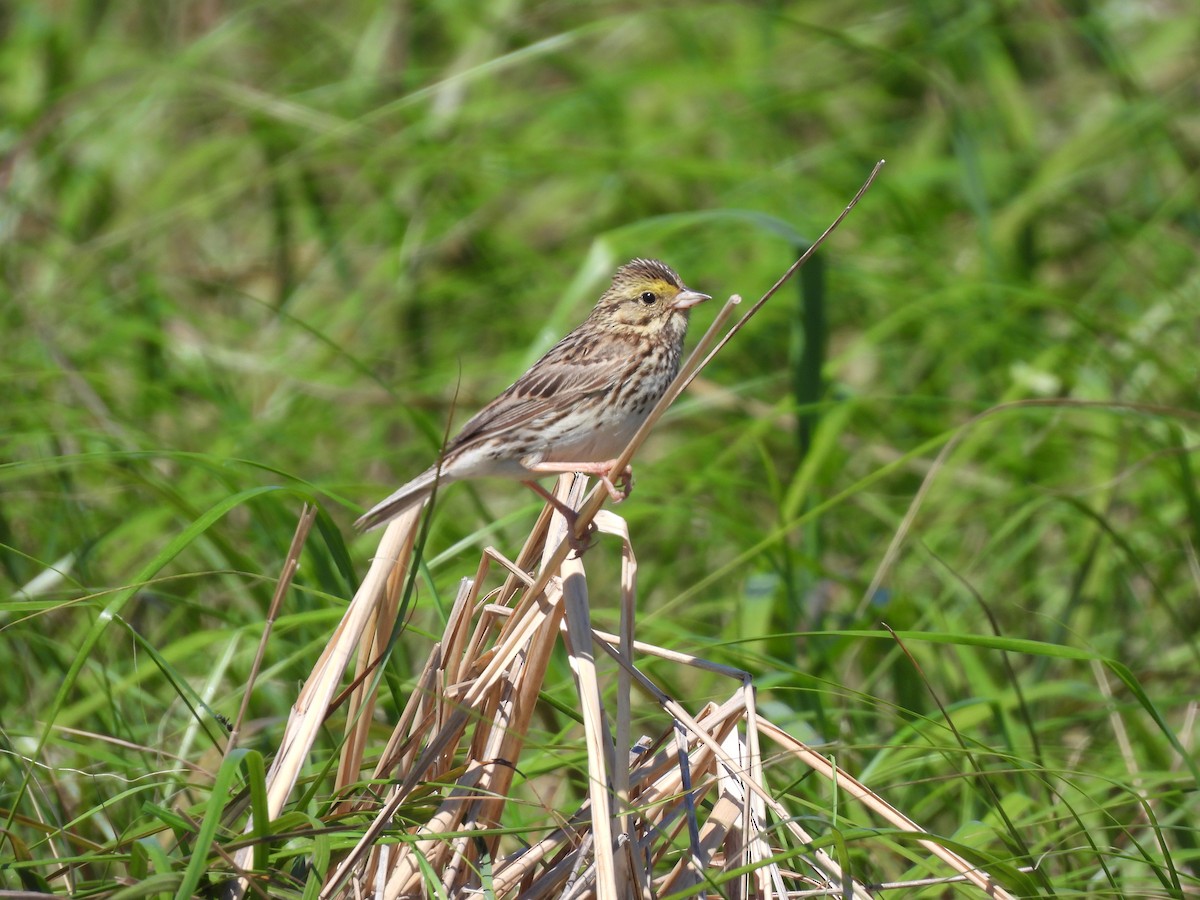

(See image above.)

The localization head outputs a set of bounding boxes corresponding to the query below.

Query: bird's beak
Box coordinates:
[671,290,711,311]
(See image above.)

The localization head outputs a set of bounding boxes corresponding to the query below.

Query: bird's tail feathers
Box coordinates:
[354,467,450,532]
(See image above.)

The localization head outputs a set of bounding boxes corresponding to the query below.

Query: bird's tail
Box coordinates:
[354,466,450,532]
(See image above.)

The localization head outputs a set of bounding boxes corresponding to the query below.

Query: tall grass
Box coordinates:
[2,1,1197,896]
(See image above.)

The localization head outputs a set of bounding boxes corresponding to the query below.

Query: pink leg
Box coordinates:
[526,460,633,502]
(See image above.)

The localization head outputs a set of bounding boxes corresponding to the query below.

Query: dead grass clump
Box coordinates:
[230,163,1019,897]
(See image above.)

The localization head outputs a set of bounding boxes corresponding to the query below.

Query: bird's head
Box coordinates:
[588,258,710,332]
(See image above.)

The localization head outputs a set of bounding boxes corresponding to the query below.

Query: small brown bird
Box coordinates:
[356,258,710,532]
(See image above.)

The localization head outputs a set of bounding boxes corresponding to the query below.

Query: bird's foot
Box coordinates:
[600,464,634,503]
[564,516,599,555]
[529,460,633,503]
[522,480,598,554]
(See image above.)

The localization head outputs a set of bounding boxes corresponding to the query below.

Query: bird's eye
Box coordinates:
[640,291,657,304]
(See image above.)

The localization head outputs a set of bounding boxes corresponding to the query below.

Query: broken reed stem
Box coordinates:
[684,158,886,390]
[224,503,316,760]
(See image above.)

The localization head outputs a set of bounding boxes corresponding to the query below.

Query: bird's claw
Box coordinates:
[566,518,600,555]
[601,465,634,503]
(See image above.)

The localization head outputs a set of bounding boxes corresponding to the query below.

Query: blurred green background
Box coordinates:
[2,0,1198,894]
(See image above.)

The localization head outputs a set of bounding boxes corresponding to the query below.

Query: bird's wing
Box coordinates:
[449,333,632,448]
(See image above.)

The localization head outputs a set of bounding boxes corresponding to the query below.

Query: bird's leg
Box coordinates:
[522,481,596,553]
[526,460,634,503]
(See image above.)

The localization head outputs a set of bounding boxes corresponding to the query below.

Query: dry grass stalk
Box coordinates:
[321,495,785,898]
[231,505,422,891]
[306,483,1016,898]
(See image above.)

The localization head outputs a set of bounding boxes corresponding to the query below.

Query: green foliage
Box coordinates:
[2,0,1197,894]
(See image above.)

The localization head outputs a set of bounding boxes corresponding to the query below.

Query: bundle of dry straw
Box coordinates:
[230,163,1016,898]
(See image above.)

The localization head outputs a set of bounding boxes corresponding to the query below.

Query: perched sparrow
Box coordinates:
[356,258,710,531]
